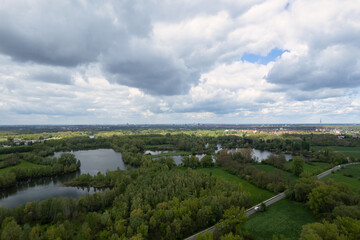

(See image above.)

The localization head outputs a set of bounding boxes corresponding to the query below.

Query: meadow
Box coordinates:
[284,161,332,175]
[243,199,315,240]
[311,146,360,158]
[322,164,360,193]
[195,167,275,204]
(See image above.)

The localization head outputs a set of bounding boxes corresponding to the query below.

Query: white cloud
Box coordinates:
[0,0,359,124]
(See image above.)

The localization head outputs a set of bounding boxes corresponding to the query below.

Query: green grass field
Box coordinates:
[253,164,298,182]
[321,164,360,193]
[195,167,275,204]
[0,160,41,173]
[284,161,331,175]
[311,146,360,158]
[243,199,315,240]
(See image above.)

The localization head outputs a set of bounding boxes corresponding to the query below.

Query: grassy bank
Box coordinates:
[194,167,275,204]
[243,199,315,240]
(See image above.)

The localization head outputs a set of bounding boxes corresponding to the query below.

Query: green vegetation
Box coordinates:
[0,164,253,239]
[195,167,274,204]
[1,127,360,239]
[144,144,176,150]
[292,156,305,176]
[243,199,315,240]
[0,160,41,173]
[312,146,360,158]
[145,151,191,158]
[322,164,360,192]
[0,153,81,188]
[252,164,298,182]
[285,161,331,175]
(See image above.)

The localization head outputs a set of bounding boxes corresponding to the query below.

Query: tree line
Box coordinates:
[0,163,252,239]
[0,153,80,189]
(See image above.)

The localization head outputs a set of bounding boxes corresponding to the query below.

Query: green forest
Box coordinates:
[0,128,359,239]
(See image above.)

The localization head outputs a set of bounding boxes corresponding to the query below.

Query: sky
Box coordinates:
[0,0,360,125]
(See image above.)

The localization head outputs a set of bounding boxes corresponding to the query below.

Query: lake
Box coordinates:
[0,149,125,208]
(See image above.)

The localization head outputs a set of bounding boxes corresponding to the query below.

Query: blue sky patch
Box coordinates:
[241,48,288,65]
[284,2,290,10]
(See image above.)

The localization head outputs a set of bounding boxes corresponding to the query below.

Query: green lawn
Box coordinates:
[311,146,360,158]
[321,164,360,193]
[284,161,331,175]
[183,167,275,204]
[243,199,315,240]
[0,160,41,173]
[253,164,298,182]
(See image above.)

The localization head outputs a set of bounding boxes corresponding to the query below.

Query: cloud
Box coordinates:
[266,0,360,98]
[27,68,74,85]
[0,1,119,67]
[0,0,360,124]
[102,39,199,95]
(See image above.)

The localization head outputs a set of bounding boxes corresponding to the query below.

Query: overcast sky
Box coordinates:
[0,0,359,125]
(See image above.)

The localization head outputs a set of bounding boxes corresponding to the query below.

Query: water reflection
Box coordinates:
[0,149,125,208]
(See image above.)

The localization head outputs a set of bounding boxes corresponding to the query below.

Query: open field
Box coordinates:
[177,167,275,204]
[253,164,298,182]
[311,146,360,158]
[321,164,360,193]
[0,160,41,173]
[243,199,315,240]
[284,161,332,175]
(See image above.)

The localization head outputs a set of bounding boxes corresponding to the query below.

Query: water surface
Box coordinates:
[0,149,125,208]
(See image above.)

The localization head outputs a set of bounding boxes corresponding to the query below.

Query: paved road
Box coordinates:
[184,162,360,240]
[317,162,359,179]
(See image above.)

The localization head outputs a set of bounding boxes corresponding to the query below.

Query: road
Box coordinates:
[184,162,360,240]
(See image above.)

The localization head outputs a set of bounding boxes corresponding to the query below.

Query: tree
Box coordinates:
[195,232,213,240]
[220,233,243,240]
[216,206,247,236]
[307,182,352,217]
[292,157,304,176]
[1,220,21,240]
[165,157,174,169]
[300,217,360,240]
[200,155,213,168]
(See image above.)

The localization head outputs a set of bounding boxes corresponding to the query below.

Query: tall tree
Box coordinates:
[292,156,304,176]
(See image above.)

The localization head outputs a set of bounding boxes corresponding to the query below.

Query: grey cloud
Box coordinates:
[267,44,360,97]
[0,1,131,67]
[172,97,260,115]
[0,0,269,96]
[28,69,73,85]
[103,41,200,95]
[289,89,348,101]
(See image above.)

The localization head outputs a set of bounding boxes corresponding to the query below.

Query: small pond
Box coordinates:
[228,148,293,162]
